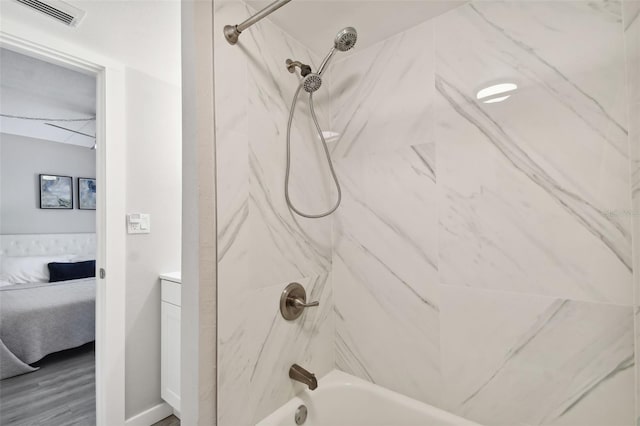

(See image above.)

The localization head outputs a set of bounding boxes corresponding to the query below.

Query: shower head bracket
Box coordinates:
[286,59,312,77]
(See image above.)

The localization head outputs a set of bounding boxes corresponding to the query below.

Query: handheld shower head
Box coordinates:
[284,27,357,218]
[302,73,322,93]
[288,27,357,92]
[334,27,358,52]
[318,27,358,75]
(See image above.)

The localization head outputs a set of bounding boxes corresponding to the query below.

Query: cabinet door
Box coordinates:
[161,301,181,411]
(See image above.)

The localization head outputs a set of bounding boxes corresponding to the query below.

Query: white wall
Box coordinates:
[0,0,182,420]
[0,133,96,234]
[124,67,182,420]
[180,0,217,424]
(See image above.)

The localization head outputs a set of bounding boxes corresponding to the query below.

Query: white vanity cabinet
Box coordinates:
[160,272,181,416]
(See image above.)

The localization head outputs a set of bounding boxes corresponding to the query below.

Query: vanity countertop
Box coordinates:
[160,271,181,283]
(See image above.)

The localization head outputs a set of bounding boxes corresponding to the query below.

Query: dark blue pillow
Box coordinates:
[48,260,96,282]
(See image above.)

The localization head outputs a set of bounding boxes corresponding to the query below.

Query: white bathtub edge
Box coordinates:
[256,369,482,426]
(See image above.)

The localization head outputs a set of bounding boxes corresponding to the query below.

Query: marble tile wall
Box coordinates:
[214,1,637,425]
[623,1,640,424]
[213,1,334,424]
[331,1,636,426]
[330,20,443,406]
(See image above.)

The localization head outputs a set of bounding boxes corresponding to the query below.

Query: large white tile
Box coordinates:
[215,1,334,294]
[329,19,434,159]
[215,3,336,425]
[333,145,440,406]
[214,3,638,426]
[334,253,442,407]
[218,274,333,426]
[435,1,633,305]
[624,1,640,108]
[214,1,252,298]
[242,3,334,287]
[326,2,440,411]
[333,145,438,304]
[439,285,635,426]
[623,2,640,423]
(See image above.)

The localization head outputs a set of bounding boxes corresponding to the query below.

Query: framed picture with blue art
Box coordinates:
[78,177,96,210]
[39,174,73,209]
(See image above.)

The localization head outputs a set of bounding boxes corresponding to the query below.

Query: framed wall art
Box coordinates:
[78,177,96,210]
[39,174,73,209]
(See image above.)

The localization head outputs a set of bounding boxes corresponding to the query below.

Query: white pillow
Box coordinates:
[70,254,96,262]
[0,255,73,284]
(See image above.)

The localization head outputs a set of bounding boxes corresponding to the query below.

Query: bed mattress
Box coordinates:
[0,278,96,379]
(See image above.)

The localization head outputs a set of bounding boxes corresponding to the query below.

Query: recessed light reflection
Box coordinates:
[476,83,517,104]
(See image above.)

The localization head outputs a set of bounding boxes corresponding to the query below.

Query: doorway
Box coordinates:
[0,32,126,426]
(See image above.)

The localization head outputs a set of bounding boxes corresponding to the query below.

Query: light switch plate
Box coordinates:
[127,213,151,234]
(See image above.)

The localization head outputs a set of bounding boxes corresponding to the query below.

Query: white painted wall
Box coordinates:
[0,133,96,234]
[124,67,182,420]
[0,0,182,420]
[180,1,217,423]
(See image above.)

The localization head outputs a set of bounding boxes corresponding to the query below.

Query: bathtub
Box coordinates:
[256,370,481,426]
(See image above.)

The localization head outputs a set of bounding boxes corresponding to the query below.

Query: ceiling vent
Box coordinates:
[13,0,86,27]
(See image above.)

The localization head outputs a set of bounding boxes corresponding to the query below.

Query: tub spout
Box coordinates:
[289,364,318,390]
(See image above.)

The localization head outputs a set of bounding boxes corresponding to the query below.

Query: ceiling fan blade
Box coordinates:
[44,122,96,139]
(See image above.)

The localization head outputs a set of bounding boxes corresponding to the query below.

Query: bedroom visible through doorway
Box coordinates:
[0,47,98,426]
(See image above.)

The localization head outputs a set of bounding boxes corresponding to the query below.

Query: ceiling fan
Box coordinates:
[44,122,96,150]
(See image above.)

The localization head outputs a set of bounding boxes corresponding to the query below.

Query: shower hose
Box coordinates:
[285,81,342,219]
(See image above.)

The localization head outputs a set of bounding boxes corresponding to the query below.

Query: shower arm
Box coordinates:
[224,0,293,45]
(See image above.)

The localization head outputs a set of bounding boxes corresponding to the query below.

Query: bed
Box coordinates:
[0,233,96,380]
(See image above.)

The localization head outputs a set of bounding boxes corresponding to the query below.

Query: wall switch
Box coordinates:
[127,213,151,234]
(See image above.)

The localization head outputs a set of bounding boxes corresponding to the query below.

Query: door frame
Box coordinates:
[0,28,127,426]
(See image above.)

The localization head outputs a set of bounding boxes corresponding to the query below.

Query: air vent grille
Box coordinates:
[13,0,85,27]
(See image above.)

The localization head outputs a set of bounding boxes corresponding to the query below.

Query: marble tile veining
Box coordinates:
[214,1,638,425]
[244,3,333,286]
[440,285,634,426]
[218,274,333,426]
[334,251,442,406]
[330,21,440,406]
[435,1,632,305]
[333,144,441,406]
[215,1,333,294]
[329,20,435,159]
[623,1,640,424]
[215,2,335,425]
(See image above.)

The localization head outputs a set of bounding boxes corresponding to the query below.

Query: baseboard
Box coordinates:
[125,402,174,426]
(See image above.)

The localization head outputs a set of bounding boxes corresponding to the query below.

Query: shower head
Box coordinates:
[334,27,358,52]
[318,27,358,75]
[289,27,357,91]
[302,73,322,93]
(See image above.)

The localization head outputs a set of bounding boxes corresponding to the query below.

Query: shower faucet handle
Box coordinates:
[293,299,319,308]
[280,282,319,320]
